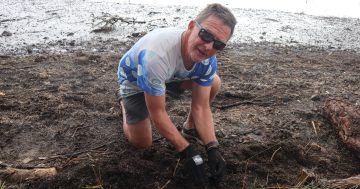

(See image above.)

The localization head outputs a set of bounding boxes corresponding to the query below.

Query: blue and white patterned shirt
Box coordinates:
[117,27,217,97]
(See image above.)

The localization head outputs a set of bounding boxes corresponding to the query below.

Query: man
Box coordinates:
[117,3,237,185]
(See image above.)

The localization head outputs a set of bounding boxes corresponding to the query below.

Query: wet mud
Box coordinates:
[1,40,360,188]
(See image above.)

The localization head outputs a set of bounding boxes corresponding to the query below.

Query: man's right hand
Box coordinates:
[179,145,207,185]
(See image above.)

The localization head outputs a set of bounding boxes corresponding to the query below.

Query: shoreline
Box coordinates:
[1,0,360,55]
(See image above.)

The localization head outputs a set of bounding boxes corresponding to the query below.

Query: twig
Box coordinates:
[0,161,52,169]
[91,13,145,33]
[0,167,57,181]
[160,158,181,189]
[213,100,273,110]
[91,165,103,188]
[72,125,89,137]
[270,147,281,162]
[160,180,171,189]
[38,16,60,22]
[172,158,180,177]
[84,186,104,189]
[303,140,313,156]
[245,144,280,161]
[303,140,312,149]
[0,17,26,23]
[311,121,317,135]
[304,145,313,155]
[68,144,107,158]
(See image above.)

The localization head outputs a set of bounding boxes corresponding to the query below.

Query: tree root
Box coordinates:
[322,98,360,158]
[0,167,57,182]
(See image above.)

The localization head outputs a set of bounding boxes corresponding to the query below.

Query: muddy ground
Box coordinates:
[1,31,360,189]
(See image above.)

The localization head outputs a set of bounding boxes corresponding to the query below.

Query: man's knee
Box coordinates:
[213,74,221,89]
[123,118,153,149]
[211,75,221,99]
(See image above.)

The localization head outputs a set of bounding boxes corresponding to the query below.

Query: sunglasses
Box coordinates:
[195,21,227,51]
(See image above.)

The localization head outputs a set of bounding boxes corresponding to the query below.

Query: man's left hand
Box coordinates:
[207,148,226,185]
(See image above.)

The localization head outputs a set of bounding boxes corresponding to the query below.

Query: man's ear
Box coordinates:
[188,20,196,30]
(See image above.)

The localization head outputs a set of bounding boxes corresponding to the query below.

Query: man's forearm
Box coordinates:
[144,93,189,151]
[192,107,217,145]
[152,113,189,152]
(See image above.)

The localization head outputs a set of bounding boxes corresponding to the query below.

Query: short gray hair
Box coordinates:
[195,3,237,37]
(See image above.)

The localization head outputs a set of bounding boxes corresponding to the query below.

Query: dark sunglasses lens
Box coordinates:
[199,28,226,50]
[199,29,213,42]
[213,41,226,50]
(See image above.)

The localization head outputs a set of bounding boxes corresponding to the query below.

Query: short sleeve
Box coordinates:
[192,56,217,86]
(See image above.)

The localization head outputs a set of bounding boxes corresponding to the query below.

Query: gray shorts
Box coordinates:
[120,81,186,124]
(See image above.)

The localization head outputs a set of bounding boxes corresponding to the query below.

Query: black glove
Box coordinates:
[207,145,226,185]
[179,145,207,185]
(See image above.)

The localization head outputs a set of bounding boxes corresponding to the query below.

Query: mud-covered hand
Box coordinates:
[207,147,226,185]
[179,145,207,185]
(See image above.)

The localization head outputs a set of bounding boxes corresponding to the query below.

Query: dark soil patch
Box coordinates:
[1,42,360,188]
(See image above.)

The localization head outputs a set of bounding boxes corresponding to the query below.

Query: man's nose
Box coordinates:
[204,41,214,51]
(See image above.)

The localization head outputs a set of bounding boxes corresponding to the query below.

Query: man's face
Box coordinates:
[186,15,232,63]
